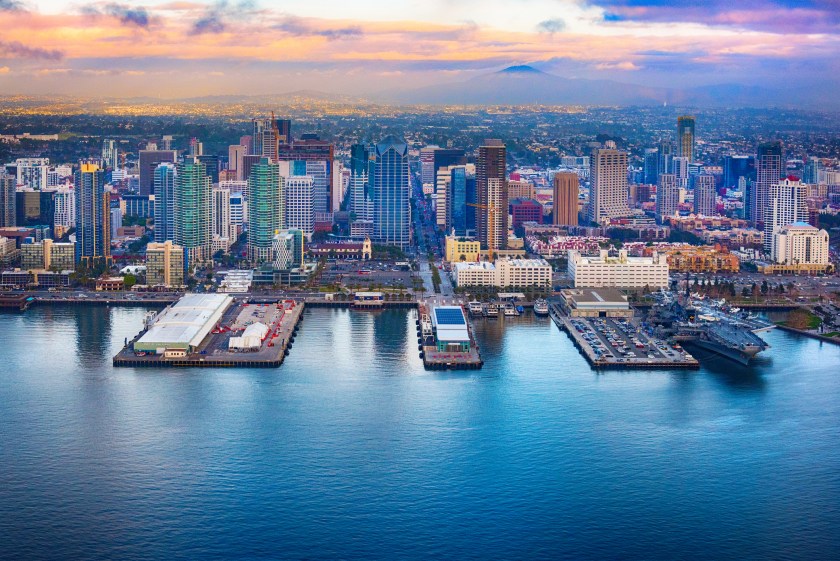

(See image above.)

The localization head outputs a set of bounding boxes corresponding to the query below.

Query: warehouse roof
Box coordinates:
[136,293,233,350]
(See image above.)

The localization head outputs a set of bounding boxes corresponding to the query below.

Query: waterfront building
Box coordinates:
[750,141,783,226]
[694,174,717,216]
[452,258,551,288]
[559,288,632,318]
[568,249,669,289]
[677,116,696,163]
[272,229,305,270]
[764,178,807,255]
[445,236,481,263]
[74,162,110,267]
[769,222,831,275]
[373,136,411,250]
[139,150,177,196]
[173,160,212,266]
[588,142,630,225]
[15,158,49,190]
[101,139,119,170]
[1,174,16,227]
[656,174,680,223]
[553,172,579,226]
[477,139,507,250]
[146,240,185,288]
[657,245,740,273]
[153,163,177,243]
[285,176,315,236]
[20,239,75,272]
[247,158,284,263]
[134,294,234,354]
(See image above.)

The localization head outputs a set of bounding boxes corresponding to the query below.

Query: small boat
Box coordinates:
[468,301,483,315]
[503,302,519,316]
[485,302,500,317]
[533,298,549,316]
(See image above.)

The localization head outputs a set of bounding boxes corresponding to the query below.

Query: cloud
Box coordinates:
[0,40,64,60]
[0,0,25,12]
[536,18,566,33]
[592,0,840,34]
[595,61,642,70]
[81,3,151,27]
[190,0,257,35]
[274,16,364,40]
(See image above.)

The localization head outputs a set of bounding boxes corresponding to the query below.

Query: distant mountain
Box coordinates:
[384,66,838,108]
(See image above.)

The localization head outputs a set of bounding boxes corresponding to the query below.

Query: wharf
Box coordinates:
[113,300,305,368]
[417,302,483,370]
[549,304,699,370]
[0,293,34,310]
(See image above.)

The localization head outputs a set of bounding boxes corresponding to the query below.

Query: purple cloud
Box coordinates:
[0,40,64,60]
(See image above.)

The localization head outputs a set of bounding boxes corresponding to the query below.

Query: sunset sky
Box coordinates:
[0,0,838,98]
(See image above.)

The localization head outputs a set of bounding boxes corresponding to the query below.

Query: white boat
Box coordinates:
[503,302,519,316]
[468,301,483,315]
[533,299,549,316]
[485,302,500,317]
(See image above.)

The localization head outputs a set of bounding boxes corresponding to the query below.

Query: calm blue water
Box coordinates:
[1,306,839,560]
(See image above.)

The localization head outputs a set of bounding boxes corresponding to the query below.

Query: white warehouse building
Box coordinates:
[134,293,233,353]
[568,249,669,289]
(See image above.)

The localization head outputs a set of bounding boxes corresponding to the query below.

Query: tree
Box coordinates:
[761,280,769,295]
[123,274,137,290]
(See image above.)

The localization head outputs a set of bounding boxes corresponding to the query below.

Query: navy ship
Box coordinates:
[647,294,773,366]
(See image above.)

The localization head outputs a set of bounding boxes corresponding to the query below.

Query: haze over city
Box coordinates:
[1,0,839,105]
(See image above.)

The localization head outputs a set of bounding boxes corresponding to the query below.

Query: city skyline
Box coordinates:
[0,0,838,104]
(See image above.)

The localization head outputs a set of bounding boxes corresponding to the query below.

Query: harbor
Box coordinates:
[113,294,304,368]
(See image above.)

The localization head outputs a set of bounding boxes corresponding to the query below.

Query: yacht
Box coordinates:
[503,302,519,316]
[533,299,549,316]
[468,301,484,316]
[485,302,500,317]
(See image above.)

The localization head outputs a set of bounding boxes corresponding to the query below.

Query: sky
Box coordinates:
[0,0,838,99]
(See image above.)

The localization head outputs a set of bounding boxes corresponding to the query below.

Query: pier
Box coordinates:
[549,304,699,369]
[113,299,305,368]
[417,302,483,370]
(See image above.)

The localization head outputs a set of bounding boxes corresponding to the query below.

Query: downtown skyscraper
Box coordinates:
[74,162,110,267]
[153,163,177,243]
[247,158,284,263]
[694,174,717,216]
[677,116,696,163]
[553,172,579,226]
[173,160,212,266]
[588,141,630,225]
[750,140,784,226]
[476,139,507,250]
[0,173,15,227]
[372,136,411,250]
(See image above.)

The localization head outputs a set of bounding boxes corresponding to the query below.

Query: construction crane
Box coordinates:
[270,111,280,162]
[467,202,498,262]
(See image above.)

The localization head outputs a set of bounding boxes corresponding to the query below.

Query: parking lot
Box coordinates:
[568,316,696,365]
[319,260,416,290]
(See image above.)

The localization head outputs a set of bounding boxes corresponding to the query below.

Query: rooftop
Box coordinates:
[136,294,233,349]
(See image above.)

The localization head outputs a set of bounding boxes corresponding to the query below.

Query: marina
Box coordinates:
[113,294,304,368]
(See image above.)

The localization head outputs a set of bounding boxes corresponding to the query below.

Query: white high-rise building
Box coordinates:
[764,178,807,255]
[419,145,439,187]
[102,139,119,170]
[16,158,49,190]
[436,166,452,231]
[772,223,829,266]
[212,185,232,253]
[588,142,630,225]
[568,250,669,289]
[285,176,315,237]
[53,187,76,229]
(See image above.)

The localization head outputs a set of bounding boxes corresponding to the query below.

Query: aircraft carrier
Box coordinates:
[647,294,774,366]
